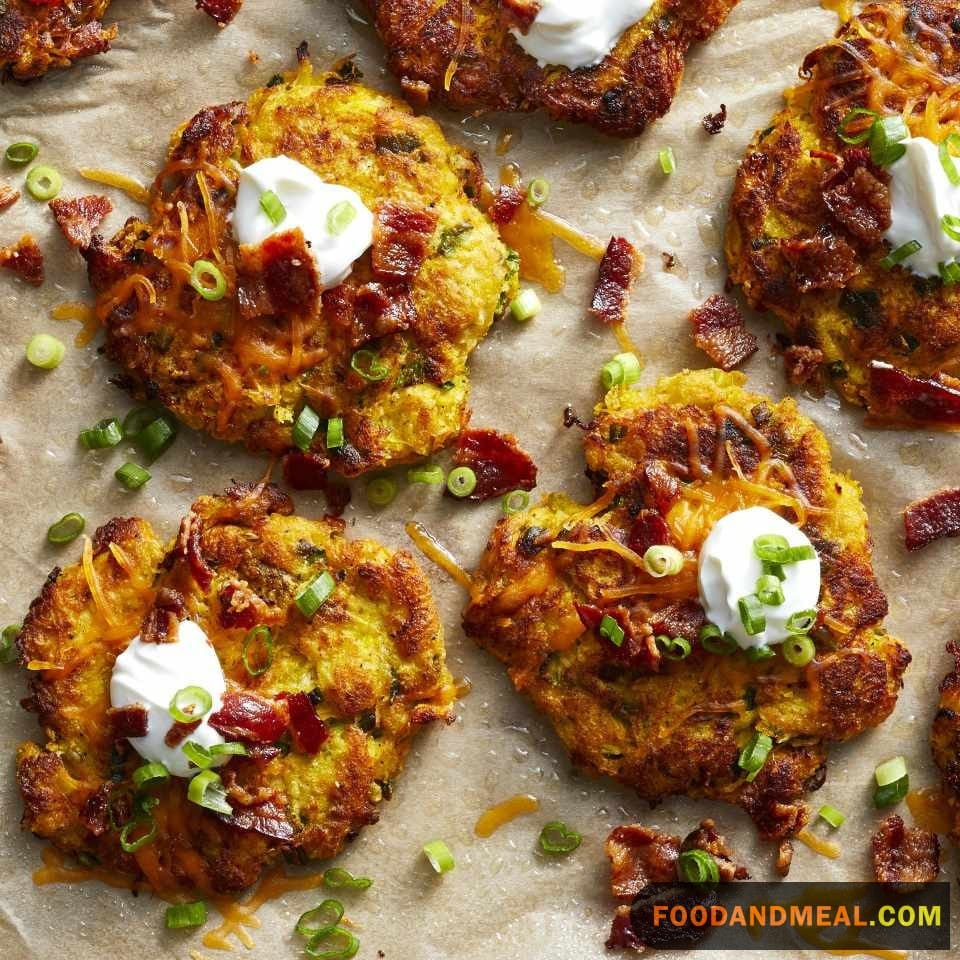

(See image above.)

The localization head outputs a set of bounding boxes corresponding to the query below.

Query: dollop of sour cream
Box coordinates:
[233,155,374,289]
[510,0,654,71]
[885,136,960,277]
[110,620,227,778]
[697,506,821,651]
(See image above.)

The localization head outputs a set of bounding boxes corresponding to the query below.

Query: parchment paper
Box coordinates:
[2,1,959,958]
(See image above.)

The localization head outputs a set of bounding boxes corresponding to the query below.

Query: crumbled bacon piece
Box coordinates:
[172,512,214,591]
[0,235,44,285]
[49,195,112,250]
[261,229,320,312]
[783,344,824,385]
[871,815,940,892]
[371,202,438,281]
[80,785,112,837]
[208,691,287,743]
[0,181,19,214]
[164,718,201,748]
[107,704,148,740]
[488,185,524,225]
[688,294,758,371]
[606,824,681,898]
[140,588,186,644]
[903,487,960,552]
[575,603,659,672]
[283,691,330,754]
[281,451,351,517]
[447,428,537,501]
[648,600,706,645]
[780,233,858,292]
[221,798,295,840]
[218,581,261,630]
[323,281,415,348]
[606,907,644,951]
[823,166,891,246]
[196,0,243,26]
[702,104,727,135]
[501,0,541,30]
[642,462,681,516]
[680,819,750,882]
[627,510,671,556]
[590,236,641,326]
[868,361,960,427]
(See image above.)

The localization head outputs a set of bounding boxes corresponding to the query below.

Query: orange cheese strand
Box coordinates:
[474,794,540,838]
[78,167,149,204]
[796,829,842,860]
[82,536,117,627]
[33,846,144,892]
[405,521,473,590]
[551,538,646,568]
[51,301,99,347]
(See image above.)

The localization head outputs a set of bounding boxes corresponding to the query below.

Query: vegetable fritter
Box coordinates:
[932,639,960,848]
[464,370,910,843]
[17,483,455,894]
[86,56,516,477]
[726,1,960,424]
[363,0,741,138]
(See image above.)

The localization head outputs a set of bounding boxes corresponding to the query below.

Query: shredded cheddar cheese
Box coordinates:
[51,301,98,347]
[78,167,150,204]
[796,829,842,859]
[82,536,117,627]
[405,521,473,590]
[474,794,539,838]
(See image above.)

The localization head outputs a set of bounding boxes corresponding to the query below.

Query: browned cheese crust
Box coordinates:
[363,0,741,137]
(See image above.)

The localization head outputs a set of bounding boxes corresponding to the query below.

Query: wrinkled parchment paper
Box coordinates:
[2,1,959,957]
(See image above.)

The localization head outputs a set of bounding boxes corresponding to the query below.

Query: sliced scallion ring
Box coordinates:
[837,107,879,145]
[785,609,817,634]
[47,512,85,545]
[132,762,169,790]
[25,165,62,201]
[510,288,541,322]
[527,178,550,208]
[293,404,321,452]
[0,624,21,665]
[599,614,625,648]
[241,624,274,677]
[538,820,582,855]
[422,839,455,874]
[738,731,773,782]
[942,214,960,242]
[305,928,359,960]
[756,574,785,606]
[119,816,157,853]
[165,901,208,929]
[745,644,775,663]
[295,571,336,619]
[209,742,247,758]
[296,899,344,939]
[326,416,345,450]
[349,349,389,382]
[322,867,373,891]
[169,685,213,724]
[656,635,692,661]
[4,141,38,166]
[880,239,922,271]
[738,594,766,636]
[115,462,151,490]
[446,466,477,498]
[122,406,159,439]
[677,849,719,885]
[189,259,227,301]
[79,417,123,450]
[326,201,356,236]
[136,416,176,461]
[26,333,65,370]
[753,533,790,564]
[365,475,397,508]
[187,769,232,815]
[874,755,907,787]
[502,490,530,514]
[939,133,960,187]
[869,115,908,167]
[817,804,846,829]
[783,634,815,667]
[873,756,909,808]
[259,189,286,226]
[643,544,684,578]
[601,351,642,390]
[658,146,676,175]
[699,624,738,656]
[407,464,444,485]
[940,260,960,285]
[183,741,214,770]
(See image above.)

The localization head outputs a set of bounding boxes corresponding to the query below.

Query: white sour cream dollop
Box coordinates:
[233,155,374,289]
[510,0,653,71]
[697,506,821,651]
[110,620,227,778]
[885,136,960,278]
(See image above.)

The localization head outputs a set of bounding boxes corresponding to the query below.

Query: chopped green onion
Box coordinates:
[880,240,922,271]
[295,571,336,619]
[366,476,397,508]
[869,115,908,167]
[783,634,816,667]
[874,755,907,787]
[47,512,85,545]
[349,349,389,382]
[756,574,785,606]
[762,560,786,581]
[183,741,215,770]
[296,899,344,939]
[293,404,321,452]
[527,177,550,208]
[407,464,444,485]
[502,490,530,514]
[538,821,582,855]
[136,416,176,461]
[122,406,159,439]
[874,757,909,808]
[599,614,625,648]
[4,141,38,166]
[817,804,846,829]
[601,352,642,390]
[132,762,169,789]
[942,214,960,242]
[209,742,248,758]
[165,901,208,930]
[446,466,477,498]
[677,849,719,885]
[422,839,455,874]
[700,624,738,656]
[189,259,227,301]
[510,288,541,322]
[79,417,123,450]
[169,685,213,724]
[753,533,790,564]
[241,625,273,677]
[940,260,960,285]
[786,544,816,563]
[643,544,684,578]
[327,201,357,235]
[785,610,817,633]
[939,133,960,187]
[25,165,62,201]
[187,769,232,815]
[659,146,676,174]
[115,462,151,490]
[322,867,373,891]
[259,189,286,226]
[305,928,360,960]
[26,333,65,370]
[738,732,773,782]
[837,108,879,145]
[0,624,20,665]
[326,417,345,450]
[119,816,157,853]
[656,635,692,661]
[738,594,766,636]
[746,644,775,663]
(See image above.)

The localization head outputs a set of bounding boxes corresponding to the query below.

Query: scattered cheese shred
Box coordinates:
[82,535,117,627]
[78,167,149,204]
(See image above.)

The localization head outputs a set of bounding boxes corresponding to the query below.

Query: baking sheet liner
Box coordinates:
[1,1,958,957]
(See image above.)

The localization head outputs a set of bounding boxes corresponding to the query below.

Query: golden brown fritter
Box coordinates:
[464,370,910,843]
[932,639,960,847]
[0,0,116,80]
[86,56,516,477]
[726,1,960,425]
[17,483,455,895]
[363,0,741,138]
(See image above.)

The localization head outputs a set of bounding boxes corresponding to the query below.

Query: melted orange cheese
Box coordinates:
[797,829,842,860]
[405,521,473,590]
[78,167,150,204]
[474,794,540,838]
[51,301,99,347]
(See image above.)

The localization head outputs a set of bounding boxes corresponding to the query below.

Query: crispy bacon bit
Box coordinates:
[775,839,794,877]
[868,362,960,427]
[261,229,320,313]
[218,581,260,630]
[246,743,283,765]
[447,428,537,501]
[702,104,727,135]
[371,202,438,281]
[606,824,681,898]
[164,718,201,748]
[284,691,330,754]
[139,587,186,644]
[0,235,44,285]
[49,195,112,250]
[783,344,824,385]
[649,600,707,645]
[642,462,681,516]
[871,815,940,892]
[627,509,671,556]
[107,704,148,740]
[590,236,641,326]
[823,166,891,246]
[780,233,858,292]
[0,181,19,214]
[80,784,112,837]
[280,451,351,517]
[221,799,295,840]
[903,487,960,552]
[323,281,415,348]
[606,907,644,951]
[488,185,524,225]
[688,294,758,371]
[680,819,749,882]
[576,603,659,672]
[171,512,214,591]
[501,0,541,31]
[196,0,244,26]
[208,691,287,743]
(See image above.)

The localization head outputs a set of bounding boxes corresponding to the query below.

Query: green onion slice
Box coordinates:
[349,349,389,382]
[183,741,215,770]
[47,512,85,545]
[119,816,157,853]
[79,417,123,450]
[169,685,213,724]
[295,571,336,619]
[837,108,879,145]
[293,404,321,452]
[738,594,766,636]
[941,214,960,242]
[305,928,360,960]
[785,609,817,633]
[602,351,642,390]
[446,466,477,498]
[745,644,775,663]
[538,821,582,855]
[132,762,169,790]
[115,462,151,490]
[940,259,960,285]
[510,288,541,323]
[327,201,356,236]
[326,417,345,450]
[25,165,62,201]
[502,490,530,514]
[136,416,177,461]
[241,625,274,677]
[0,624,21,665]
[296,899,344,939]
[527,177,550,208]
[783,634,815,667]
[407,464,444,485]
[869,115,908,167]
[656,635,692,661]
[753,533,790,564]
[677,849,719,885]
[122,406,159,439]
[209,742,247,758]
[4,141,38,166]
[874,755,907,787]
[817,804,846,829]
[322,867,373,891]
[26,333,65,370]
[366,476,397,508]
[643,544,684,578]
[939,133,960,186]
[699,624,738,656]
[880,240,922,271]
[659,146,676,175]
[189,259,227,301]
[165,901,208,930]
[422,839,455,874]
[187,769,232,815]
[599,614,625,648]
[259,189,286,226]
[874,774,909,809]
[756,574,785,606]
[786,544,816,563]
[738,731,773,782]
